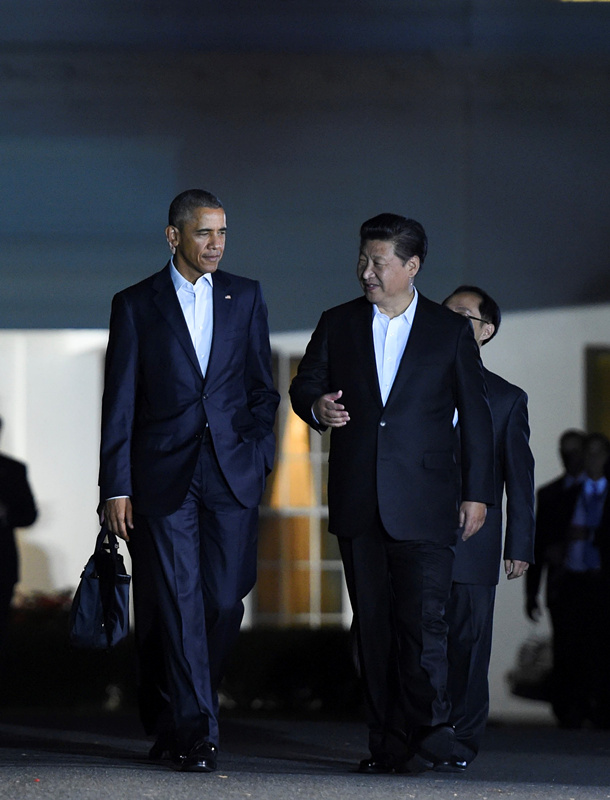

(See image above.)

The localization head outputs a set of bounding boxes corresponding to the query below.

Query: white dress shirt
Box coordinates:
[372,289,418,405]
[170,259,214,377]
[310,289,418,425]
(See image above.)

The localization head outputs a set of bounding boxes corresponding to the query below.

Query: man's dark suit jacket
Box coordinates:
[99,264,279,516]
[526,477,581,610]
[0,454,38,588]
[290,293,495,542]
[452,368,535,585]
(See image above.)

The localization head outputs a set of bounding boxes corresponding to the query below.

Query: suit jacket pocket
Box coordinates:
[423,450,455,470]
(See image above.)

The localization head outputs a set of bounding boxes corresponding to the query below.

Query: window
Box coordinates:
[253,344,350,628]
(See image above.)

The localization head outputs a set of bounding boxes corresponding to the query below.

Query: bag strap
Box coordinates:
[94,525,122,569]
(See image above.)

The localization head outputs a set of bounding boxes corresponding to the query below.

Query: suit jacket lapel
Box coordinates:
[349,298,383,407]
[152,264,203,379]
[385,293,435,405]
[206,270,233,384]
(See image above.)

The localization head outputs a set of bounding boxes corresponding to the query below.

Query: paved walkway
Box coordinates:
[1,710,609,800]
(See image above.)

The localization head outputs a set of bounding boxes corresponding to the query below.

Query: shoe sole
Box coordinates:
[433,762,467,774]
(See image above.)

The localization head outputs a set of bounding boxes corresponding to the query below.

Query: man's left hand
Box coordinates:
[504,559,529,580]
[459,501,487,540]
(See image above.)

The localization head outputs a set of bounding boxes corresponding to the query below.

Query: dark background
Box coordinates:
[1,0,609,332]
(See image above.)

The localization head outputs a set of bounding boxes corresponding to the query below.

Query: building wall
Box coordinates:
[1,3,609,332]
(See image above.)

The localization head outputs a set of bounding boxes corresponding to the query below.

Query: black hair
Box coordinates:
[559,429,586,450]
[359,213,428,267]
[168,189,223,229]
[584,431,610,455]
[442,284,501,345]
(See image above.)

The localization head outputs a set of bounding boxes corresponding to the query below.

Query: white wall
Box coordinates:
[2,303,610,718]
[0,330,112,596]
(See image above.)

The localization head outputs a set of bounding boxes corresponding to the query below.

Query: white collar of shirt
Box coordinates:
[372,287,418,328]
[564,472,585,490]
[170,259,214,293]
[584,476,608,496]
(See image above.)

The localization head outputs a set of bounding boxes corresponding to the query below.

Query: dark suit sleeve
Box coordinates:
[526,481,562,603]
[5,462,38,529]
[502,391,535,564]
[454,322,495,506]
[289,311,330,433]
[99,292,138,500]
[238,281,280,441]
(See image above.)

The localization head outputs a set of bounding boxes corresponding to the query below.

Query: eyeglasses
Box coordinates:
[457,311,488,324]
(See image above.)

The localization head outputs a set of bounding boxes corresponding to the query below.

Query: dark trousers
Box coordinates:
[339,521,455,758]
[549,571,609,727]
[129,437,258,750]
[445,582,496,762]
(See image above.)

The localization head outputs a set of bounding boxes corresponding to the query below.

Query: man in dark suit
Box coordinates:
[0,417,38,654]
[99,189,279,772]
[290,214,494,774]
[526,429,586,623]
[528,431,609,727]
[440,286,535,771]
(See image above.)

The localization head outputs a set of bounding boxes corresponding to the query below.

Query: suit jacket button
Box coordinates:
[202,393,208,400]
[379,421,386,427]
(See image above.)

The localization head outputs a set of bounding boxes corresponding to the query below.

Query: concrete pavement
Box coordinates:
[1,710,609,800]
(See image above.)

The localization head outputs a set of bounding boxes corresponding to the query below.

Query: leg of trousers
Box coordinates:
[340,525,454,757]
[445,582,496,762]
[133,439,258,750]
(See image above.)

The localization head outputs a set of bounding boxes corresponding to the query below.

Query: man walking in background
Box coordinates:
[0,417,38,658]
[441,286,535,771]
[99,189,279,772]
[526,429,586,623]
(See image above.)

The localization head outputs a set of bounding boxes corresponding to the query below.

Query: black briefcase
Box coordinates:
[69,526,131,649]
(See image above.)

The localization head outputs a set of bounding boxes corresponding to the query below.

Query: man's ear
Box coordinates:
[406,255,420,278]
[480,322,495,343]
[165,225,180,248]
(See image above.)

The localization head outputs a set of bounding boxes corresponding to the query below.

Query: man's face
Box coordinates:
[560,435,585,476]
[166,206,226,283]
[444,292,494,348]
[584,439,610,481]
[357,239,417,307]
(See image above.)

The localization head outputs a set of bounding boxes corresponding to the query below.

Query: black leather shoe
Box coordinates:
[401,724,455,774]
[358,755,395,774]
[434,757,468,773]
[173,740,218,773]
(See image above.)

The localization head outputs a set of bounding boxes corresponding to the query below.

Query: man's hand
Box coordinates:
[103,497,134,542]
[459,501,487,540]
[504,559,529,580]
[313,390,351,428]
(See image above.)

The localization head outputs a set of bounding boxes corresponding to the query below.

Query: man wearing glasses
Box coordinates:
[440,285,535,772]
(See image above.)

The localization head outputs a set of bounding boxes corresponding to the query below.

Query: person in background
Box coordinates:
[529,432,610,727]
[441,286,535,772]
[0,417,38,656]
[526,429,586,623]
